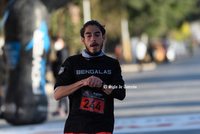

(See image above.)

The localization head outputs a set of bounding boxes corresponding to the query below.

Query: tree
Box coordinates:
[49,1,83,55]
[127,0,196,38]
[1,0,200,54]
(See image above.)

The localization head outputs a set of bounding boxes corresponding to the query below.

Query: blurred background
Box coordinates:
[1,0,200,63]
[0,0,200,134]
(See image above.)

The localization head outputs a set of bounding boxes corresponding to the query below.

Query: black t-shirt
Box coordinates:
[54,54,125,133]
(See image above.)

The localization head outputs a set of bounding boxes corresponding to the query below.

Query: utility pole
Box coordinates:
[83,0,91,23]
[121,19,132,62]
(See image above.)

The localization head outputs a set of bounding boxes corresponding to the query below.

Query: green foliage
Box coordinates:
[127,0,196,38]
[1,0,200,54]
[49,6,83,55]
[90,0,126,40]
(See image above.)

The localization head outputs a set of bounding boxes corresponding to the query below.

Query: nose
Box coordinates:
[91,34,96,42]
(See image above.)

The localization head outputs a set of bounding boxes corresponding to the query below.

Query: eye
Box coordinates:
[87,35,91,37]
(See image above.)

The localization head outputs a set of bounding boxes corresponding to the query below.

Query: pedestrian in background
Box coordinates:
[51,36,69,116]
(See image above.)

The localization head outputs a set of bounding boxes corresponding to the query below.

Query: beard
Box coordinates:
[85,42,103,56]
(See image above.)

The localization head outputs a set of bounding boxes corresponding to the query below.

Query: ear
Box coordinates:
[102,35,106,42]
[81,37,85,44]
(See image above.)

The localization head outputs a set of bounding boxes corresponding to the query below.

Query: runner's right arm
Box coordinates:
[54,75,103,100]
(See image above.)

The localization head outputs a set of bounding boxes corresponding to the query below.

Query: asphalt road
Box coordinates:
[116,50,200,117]
[114,47,200,134]
[0,47,200,134]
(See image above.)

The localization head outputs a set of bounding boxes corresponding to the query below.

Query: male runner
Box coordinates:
[54,20,126,134]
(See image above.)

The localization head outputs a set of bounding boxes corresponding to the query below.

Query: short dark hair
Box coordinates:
[80,20,106,38]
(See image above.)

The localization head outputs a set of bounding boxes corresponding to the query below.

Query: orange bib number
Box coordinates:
[80,90,105,114]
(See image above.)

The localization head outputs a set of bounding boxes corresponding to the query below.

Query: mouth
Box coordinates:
[90,43,99,48]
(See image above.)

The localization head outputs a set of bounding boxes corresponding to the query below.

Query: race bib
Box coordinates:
[80,89,105,114]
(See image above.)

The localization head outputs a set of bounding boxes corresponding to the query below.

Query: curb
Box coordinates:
[121,62,157,73]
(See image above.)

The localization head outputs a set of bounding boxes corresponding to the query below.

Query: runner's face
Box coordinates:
[81,25,106,56]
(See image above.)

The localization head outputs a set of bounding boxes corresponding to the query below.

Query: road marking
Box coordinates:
[0,113,200,134]
[114,113,200,133]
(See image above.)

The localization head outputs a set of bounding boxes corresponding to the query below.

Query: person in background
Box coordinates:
[114,44,122,62]
[54,20,126,134]
[51,36,69,116]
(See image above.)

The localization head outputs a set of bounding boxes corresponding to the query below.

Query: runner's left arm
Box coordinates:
[103,60,126,100]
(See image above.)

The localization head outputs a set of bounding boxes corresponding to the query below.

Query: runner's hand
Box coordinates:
[86,75,103,88]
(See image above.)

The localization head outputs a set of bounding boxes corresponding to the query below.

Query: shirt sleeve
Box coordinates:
[54,57,75,90]
[109,60,126,100]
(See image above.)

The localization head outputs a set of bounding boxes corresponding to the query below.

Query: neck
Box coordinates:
[82,49,104,58]
[86,50,101,56]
